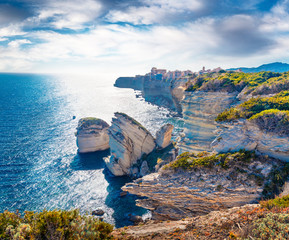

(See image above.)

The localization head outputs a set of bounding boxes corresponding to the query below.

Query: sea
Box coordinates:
[0,73,182,227]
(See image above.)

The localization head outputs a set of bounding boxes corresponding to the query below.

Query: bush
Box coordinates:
[251,212,289,239]
[166,150,255,170]
[250,109,289,135]
[185,71,289,94]
[262,163,289,199]
[261,195,289,210]
[216,90,289,123]
[0,209,113,240]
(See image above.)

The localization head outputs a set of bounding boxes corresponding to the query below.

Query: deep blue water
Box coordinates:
[0,73,182,227]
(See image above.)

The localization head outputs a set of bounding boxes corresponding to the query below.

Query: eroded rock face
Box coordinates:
[76,118,110,153]
[211,120,289,161]
[123,155,279,220]
[104,113,156,176]
[156,124,174,149]
[179,91,238,153]
[114,76,187,115]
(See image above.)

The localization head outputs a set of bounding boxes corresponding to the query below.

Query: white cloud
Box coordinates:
[261,0,289,32]
[143,0,203,12]
[105,6,164,25]
[32,0,102,29]
[0,24,26,37]
[105,0,204,25]
[8,39,32,48]
[1,1,289,74]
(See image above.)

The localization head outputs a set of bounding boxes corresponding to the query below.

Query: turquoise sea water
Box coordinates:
[0,73,181,227]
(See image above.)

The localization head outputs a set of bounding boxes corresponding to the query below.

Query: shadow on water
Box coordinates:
[70,150,110,171]
[104,168,148,228]
[70,150,148,228]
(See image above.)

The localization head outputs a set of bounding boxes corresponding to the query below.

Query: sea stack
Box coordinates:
[156,123,174,149]
[104,112,156,177]
[76,117,110,153]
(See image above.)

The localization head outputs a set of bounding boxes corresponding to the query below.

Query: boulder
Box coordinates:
[92,209,105,216]
[140,161,149,177]
[156,124,174,149]
[76,117,110,153]
[129,215,143,224]
[104,113,156,176]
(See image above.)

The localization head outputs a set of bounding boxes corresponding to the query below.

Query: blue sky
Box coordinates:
[0,0,289,75]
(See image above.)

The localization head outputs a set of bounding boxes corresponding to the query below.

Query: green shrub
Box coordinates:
[185,71,289,94]
[261,195,289,210]
[0,209,113,240]
[251,212,289,239]
[262,163,289,199]
[166,150,255,170]
[216,91,289,123]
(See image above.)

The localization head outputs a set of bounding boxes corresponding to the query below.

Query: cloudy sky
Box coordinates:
[0,0,289,75]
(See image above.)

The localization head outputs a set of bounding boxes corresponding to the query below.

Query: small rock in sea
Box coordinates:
[119,191,128,197]
[92,209,105,216]
[180,132,186,138]
[129,215,143,224]
[72,116,76,119]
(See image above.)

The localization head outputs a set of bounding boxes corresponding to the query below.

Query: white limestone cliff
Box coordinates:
[104,113,156,176]
[179,91,238,153]
[76,117,110,153]
[211,120,289,161]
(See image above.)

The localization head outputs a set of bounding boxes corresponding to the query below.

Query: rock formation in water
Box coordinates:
[104,112,156,177]
[211,120,289,161]
[76,117,110,153]
[156,124,174,149]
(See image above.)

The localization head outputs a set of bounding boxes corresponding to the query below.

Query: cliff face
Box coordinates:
[104,113,156,177]
[179,91,238,153]
[76,118,110,153]
[114,76,144,90]
[212,120,289,161]
[114,76,187,114]
[123,154,277,221]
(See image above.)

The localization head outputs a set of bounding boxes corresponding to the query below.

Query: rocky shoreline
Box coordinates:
[76,68,289,236]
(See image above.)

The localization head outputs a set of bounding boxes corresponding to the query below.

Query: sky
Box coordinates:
[0,0,289,76]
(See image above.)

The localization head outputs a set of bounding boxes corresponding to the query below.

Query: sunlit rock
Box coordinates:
[104,113,156,176]
[76,117,110,153]
[156,124,174,149]
[211,120,289,161]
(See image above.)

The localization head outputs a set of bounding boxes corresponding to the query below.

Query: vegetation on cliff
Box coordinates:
[115,112,148,132]
[186,71,289,95]
[0,209,113,240]
[77,117,109,131]
[165,149,289,199]
[113,195,289,240]
[215,91,289,135]
[165,149,255,170]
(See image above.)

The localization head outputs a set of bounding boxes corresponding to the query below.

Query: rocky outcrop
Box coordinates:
[114,75,187,115]
[179,91,238,153]
[104,113,156,177]
[156,124,174,149]
[211,120,289,161]
[114,76,144,90]
[76,117,110,153]
[123,154,280,221]
[112,204,259,239]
